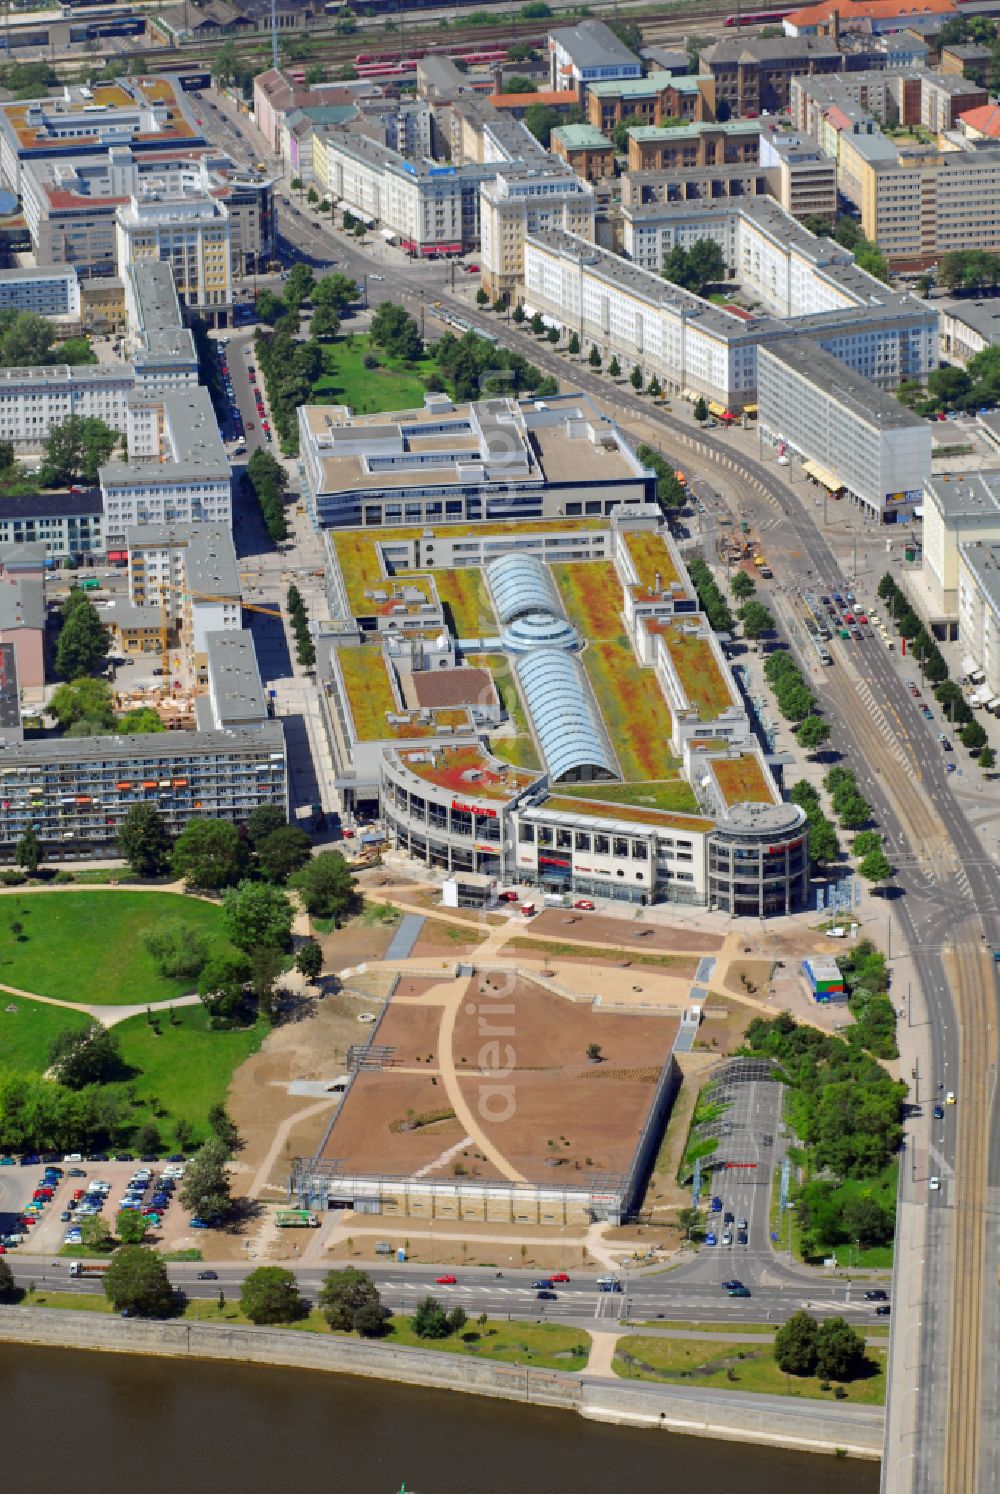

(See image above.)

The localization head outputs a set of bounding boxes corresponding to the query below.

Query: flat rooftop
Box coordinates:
[185,524,240,599]
[760,339,928,431]
[1,74,200,156]
[711,753,778,807]
[622,527,685,596]
[394,743,538,800]
[925,469,1000,521]
[318,971,680,1187]
[335,645,470,742]
[537,794,712,833]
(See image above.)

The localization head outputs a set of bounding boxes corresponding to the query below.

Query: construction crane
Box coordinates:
[152,582,282,685]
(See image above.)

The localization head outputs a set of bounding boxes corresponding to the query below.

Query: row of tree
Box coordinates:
[788,780,840,872]
[246,447,289,545]
[635,444,688,514]
[287,583,316,670]
[686,553,735,632]
[878,573,994,763]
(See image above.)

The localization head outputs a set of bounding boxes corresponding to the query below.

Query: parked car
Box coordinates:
[737,1229,748,1245]
[573,899,595,911]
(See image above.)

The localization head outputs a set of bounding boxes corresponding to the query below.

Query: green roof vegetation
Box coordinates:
[712,754,775,806]
[544,795,710,832]
[661,628,734,719]
[623,528,683,593]
[556,779,699,814]
[337,646,468,741]
[430,567,495,638]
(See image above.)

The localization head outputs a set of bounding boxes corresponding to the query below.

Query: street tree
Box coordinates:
[730,570,755,602]
[630,365,643,390]
[808,816,840,869]
[588,344,601,367]
[796,716,832,753]
[774,1309,819,1375]
[117,803,172,878]
[961,719,989,753]
[179,1138,232,1223]
[241,1266,301,1324]
[852,830,882,858]
[693,395,708,422]
[608,356,621,378]
[567,331,580,355]
[980,745,996,771]
[290,852,357,923]
[858,845,893,887]
[222,881,294,953]
[313,273,359,312]
[815,1316,866,1381]
[115,1210,148,1245]
[15,823,41,874]
[319,1267,384,1331]
[257,825,312,884]
[103,1246,175,1318]
[677,1206,702,1241]
[739,600,774,640]
[172,818,250,890]
[295,937,323,981]
[413,1294,451,1338]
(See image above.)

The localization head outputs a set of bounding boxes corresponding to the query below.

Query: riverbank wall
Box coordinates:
[0,1307,883,1459]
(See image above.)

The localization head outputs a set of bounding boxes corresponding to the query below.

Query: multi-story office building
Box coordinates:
[551,124,616,182]
[0,721,287,861]
[548,19,642,100]
[756,339,931,520]
[298,392,653,530]
[17,142,274,279]
[0,267,82,321]
[758,128,837,221]
[0,364,133,450]
[99,387,231,545]
[699,35,842,117]
[115,189,232,326]
[920,469,1000,618]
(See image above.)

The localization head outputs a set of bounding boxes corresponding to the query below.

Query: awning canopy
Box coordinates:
[708,401,728,418]
[802,459,843,491]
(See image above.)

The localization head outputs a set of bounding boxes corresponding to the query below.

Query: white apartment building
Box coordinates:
[920,470,1000,618]
[757,339,931,521]
[957,540,1000,698]
[0,364,133,450]
[523,227,937,409]
[123,260,199,394]
[115,191,233,327]
[0,267,81,321]
[99,387,231,545]
[317,130,479,256]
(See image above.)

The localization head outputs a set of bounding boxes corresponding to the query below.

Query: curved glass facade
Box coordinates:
[515,649,618,784]
[486,552,562,625]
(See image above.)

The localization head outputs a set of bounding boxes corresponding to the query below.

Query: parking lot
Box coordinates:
[0,1157,198,1257]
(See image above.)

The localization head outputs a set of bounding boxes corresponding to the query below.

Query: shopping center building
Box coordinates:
[317,502,808,915]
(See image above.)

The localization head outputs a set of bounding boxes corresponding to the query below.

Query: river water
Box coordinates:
[0,1344,877,1493]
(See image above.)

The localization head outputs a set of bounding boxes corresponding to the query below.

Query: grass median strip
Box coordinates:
[614,1334,886,1404]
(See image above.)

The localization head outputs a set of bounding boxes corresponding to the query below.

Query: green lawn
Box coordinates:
[0,892,232,1004]
[113,1005,266,1147]
[311,335,442,414]
[0,998,91,1075]
[614,1334,886,1404]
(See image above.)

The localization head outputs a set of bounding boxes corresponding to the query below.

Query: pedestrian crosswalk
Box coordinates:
[854,678,910,770]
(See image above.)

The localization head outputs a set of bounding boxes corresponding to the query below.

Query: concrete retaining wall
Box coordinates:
[0,1307,884,1458]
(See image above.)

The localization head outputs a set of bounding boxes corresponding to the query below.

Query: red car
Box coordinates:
[573,899,595,911]
[435,1274,457,1285]
[551,1272,571,1282]
[247,422,255,431]
[499,890,519,902]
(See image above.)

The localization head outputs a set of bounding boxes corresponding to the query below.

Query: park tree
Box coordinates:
[179,1138,232,1222]
[290,852,357,923]
[353,1299,391,1336]
[370,303,423,360]
[48,1023,122,1089]
[133,1121,161,1157]
[796,716,832,753]
[15,823,41,874]
[0,1257,15,1303]
[815,1316,866,1381]
[208,1102,241,1154]
[249,946,285,1017]
[241,1266,301,1324]
[677,1206,702,1241]
[115,1210,148,1245]
[295,937,323,981]
[80,1214,113,1251]
[310,304,341,341]
[54,599,109,681]
[663,238,725,296]
[255,288,288,325]
[198,952,251,1020]
[841,1192,891,1248]
[319,1267,384,1331]
[143,923,209,981]
[313,273,359,313]
[222,881,294,953]
[257,825,312,884]
[117,803,172,878]
[117,708,164,734]
[103,1246,175,1318]
[172,818,250,890]
[40,414,119,487]
[774,1309,819,1375]
[247,804,287,848]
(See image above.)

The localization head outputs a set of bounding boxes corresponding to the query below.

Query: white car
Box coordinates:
[929,1176,940,1190]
